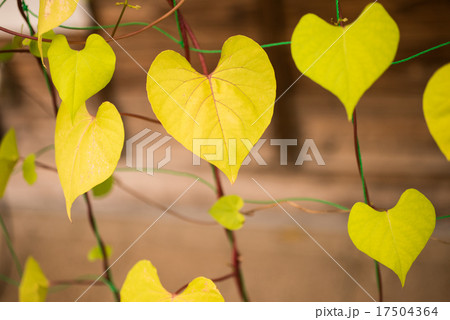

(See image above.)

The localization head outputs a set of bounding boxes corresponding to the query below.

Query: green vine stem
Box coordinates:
[0,272,20,286]
[48,274,117,294]
[350,44,383,306]
[0,213,23,277]
[83,193,120,302]
[352,70,383,303]
[16,0,58,116]
[245,197,349,211]
[352,112,370,205]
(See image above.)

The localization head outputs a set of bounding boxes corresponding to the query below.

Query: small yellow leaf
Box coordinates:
[19,257,49,302]
[37,0,79,60]
[22,154,38,185]
[0,128,19,198]
[291,3,399,120]
[55,102,124,221]
[87,244,112,262]
[423,63,450,160]
[147,35,276,183]
[208,195,245,230]
[121,260,224,302]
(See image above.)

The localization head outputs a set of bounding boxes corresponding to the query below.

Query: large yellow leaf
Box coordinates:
[423,63,450,160]
[348,189,435,286]
[55,102,124,221]
[19,257,49,302]
[146,35,276,183]
[291,3,399,120]
[121,260,224,302]
[37,0,79,59]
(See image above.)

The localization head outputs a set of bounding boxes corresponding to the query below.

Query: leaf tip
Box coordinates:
[66,203,73,222]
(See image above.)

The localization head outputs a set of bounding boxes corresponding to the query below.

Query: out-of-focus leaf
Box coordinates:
[0,128,19,198]
[121,260,224,302]
[92,175,114,197]
[22,154,38,185]
[19,257,49,302]
[87,244,112,262]
[208,195,245,230]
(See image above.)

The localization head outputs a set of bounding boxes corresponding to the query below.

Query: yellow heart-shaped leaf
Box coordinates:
[120,260,224,302]
[48,34,116,120]
[348,189,435,286]
[22,154,38,185]
[55,102,124,221]
[19,257,49,302]
[147,35,276,183]
[37,0,79,59]
[423,63,450,160]
[291,2,399,120]
[209,195,245,230]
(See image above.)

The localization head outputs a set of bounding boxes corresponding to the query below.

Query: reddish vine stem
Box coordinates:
[182,19,208,75]
[174,272,235,295]
[212,166,249,301]
[0,48,29,54]
[114,177,215,226]
[170,2,249,301]
[120,112,161,125]
[34,160,57,172]
[167,0,191,62]
[0,0,185,44]
[0,26,37,40]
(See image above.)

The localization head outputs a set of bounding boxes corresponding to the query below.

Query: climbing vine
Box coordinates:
[0,0,449,302]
